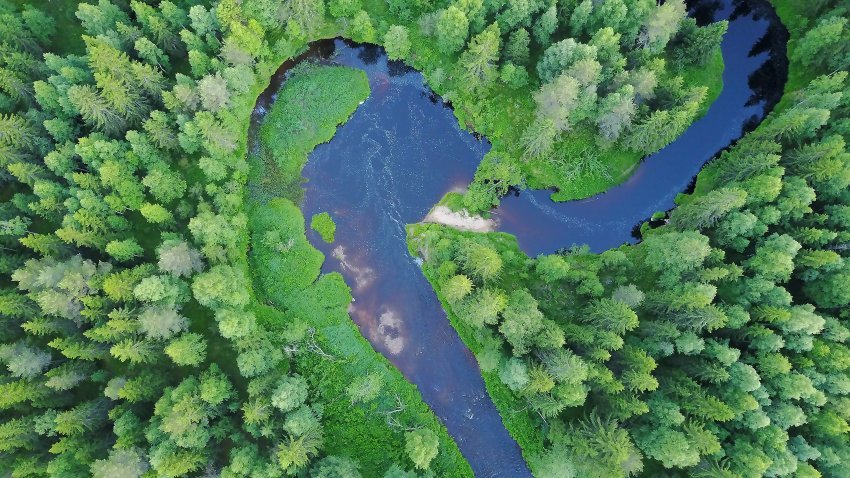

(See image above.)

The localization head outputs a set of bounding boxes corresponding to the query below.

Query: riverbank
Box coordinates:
[687,0,799,199]
[533,48,726,202]
[238,0,748,474]
[292,40,532,477]
[493,0,786,255]
[407,223,548,461]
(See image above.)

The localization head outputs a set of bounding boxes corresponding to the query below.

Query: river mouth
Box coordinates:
[249,0,786,474]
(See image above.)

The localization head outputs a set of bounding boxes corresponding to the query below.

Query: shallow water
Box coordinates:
[252,1,785,474]
[495,0,787,255]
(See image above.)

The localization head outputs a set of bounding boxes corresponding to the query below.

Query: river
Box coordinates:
[251,1,785,475]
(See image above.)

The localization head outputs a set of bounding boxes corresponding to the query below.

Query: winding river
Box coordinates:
[252,1,785,475]
[497,0,787,255]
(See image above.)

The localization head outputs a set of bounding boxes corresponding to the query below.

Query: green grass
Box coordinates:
[248,200,473,476]
[437,191,468,212]
[251,64,369,203]
[259,64,369,169]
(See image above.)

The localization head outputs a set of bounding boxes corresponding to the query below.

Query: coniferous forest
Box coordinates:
[0,0,849,477]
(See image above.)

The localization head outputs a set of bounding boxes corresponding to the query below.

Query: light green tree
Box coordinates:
[405,429,439,470]
[384,25,411,61]
[435,6,469,54]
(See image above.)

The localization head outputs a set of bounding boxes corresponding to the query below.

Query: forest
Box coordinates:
[0,0,848,477]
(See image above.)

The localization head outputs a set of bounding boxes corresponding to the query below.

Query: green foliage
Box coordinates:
[250,199,324,300]
[384,25,411,61]
[4,0,850,477]
[435,6,469,55]
[459,22,501,91]
[348,11,376,43]
[248,200,471,476]
[500,62,529,89]
[311,455,362,477]
[443,274,473,304]
[164,333,207,366]
[462,153,523,213]
[257,65,369,197]
[0,2,419,475]
[411,3,850,476]
[404,429,439,470]
[328,0,361,19]
[248,62,471,476]
[623,86,707,154]
[272,375,310,412]
[792,15,849,71]
[310,212,336,243]
[669,18,729,68]
[505,28,530,65]
[346,371,385,405]
[106,238,144,262]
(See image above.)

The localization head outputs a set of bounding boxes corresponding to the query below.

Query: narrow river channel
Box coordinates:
[251,0,785,475]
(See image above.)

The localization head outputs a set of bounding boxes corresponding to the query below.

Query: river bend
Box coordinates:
[251,1,786,474]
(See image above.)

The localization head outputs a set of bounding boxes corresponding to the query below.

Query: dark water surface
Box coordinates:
[496,0,787,255]
[252,1,785,474]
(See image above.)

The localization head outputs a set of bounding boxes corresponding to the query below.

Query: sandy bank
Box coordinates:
[422,206,497,232]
